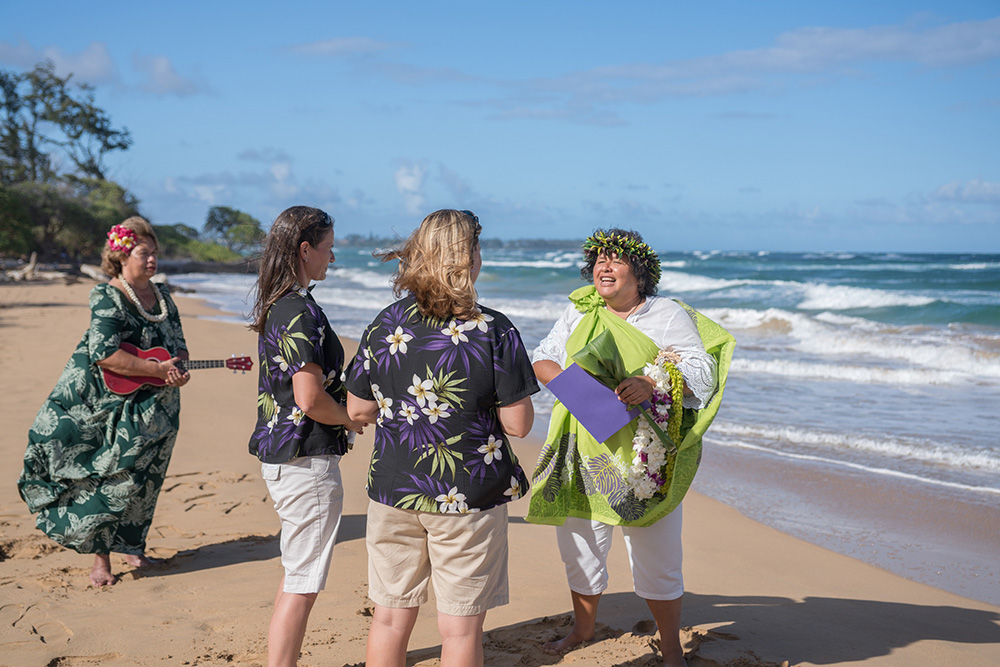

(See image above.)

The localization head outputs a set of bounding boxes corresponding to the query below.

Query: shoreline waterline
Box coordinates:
[167,281,1000,607]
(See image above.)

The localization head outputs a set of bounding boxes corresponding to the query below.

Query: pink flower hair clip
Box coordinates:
[107,225,137,254]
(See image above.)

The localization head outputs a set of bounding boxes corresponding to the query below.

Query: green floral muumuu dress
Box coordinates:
[17,283,187,555]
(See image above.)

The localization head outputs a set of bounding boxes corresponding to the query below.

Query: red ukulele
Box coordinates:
[102,342,253,395]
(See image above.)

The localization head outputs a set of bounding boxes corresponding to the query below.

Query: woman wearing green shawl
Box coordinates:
[526,229,734,667]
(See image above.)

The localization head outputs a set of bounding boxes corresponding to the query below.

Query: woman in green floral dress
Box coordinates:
[18,216,190,587]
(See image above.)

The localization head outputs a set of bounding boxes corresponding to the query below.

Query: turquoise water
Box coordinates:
[171,248,1000,498]
[170,247,1000,603]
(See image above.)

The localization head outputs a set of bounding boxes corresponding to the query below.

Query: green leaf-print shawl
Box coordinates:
[525,285,735,527]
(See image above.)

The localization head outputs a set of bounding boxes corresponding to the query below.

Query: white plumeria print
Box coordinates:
[272,354,289,372]
[462,311,494,333]
[442,320,469,345]
[408,375,437,407]
[362,347,371,371]
[323,369,337,389]
[477,434,502,464]
[386,326,413,355]
[398,404,419,425]
[377,395,394,420]
[288,406,305,425]
[421,402,451,424]
[435,486,466,513]
[266,406,280,432]
[503,476,521,500]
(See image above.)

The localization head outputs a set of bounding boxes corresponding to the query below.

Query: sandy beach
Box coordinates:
[2,280,999,667]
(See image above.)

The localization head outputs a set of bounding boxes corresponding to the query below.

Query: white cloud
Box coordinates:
[394,162,427,215]
[930,179,1000,204]
[0,39,117,84]
[191,184,227,205]
[132,54,203,96]
[485,15,1000,121]
[291,37,396,56]
[270,162,292,183]
[438,165,473,201]
[239,148,293,163]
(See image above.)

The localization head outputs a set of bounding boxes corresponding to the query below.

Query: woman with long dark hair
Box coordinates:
[248,205,367,667]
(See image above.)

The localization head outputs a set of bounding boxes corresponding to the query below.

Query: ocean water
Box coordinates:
[169,248,1000,601]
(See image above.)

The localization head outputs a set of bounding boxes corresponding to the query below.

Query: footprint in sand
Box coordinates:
[39,653,122,665]
[2,601,75,645]
[0,535,62,561]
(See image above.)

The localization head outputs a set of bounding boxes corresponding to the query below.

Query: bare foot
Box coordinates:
[661,642,688,667]
[541,628,593,655]
[90,554,117,587]
[123,554,162,568]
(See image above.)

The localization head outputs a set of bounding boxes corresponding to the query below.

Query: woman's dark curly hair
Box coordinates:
[580,228,660,298]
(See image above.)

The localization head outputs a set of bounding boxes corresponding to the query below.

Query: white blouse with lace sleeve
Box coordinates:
[532,295,717,409]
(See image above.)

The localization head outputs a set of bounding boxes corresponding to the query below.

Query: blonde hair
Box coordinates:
[100,216,159,277]
[379,209,482,321]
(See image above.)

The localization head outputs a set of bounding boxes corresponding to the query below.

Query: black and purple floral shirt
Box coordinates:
[345,295,538,513]
[249,288,351,463]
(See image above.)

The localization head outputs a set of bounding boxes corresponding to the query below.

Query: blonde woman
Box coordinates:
[346,209,538,666]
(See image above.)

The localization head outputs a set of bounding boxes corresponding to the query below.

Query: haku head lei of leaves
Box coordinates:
[582,230,661,285]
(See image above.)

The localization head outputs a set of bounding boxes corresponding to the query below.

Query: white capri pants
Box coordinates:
[261,454,344,594]
[556,503,683,601]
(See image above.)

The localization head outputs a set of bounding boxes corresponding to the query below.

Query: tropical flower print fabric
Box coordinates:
[345,295,538,514]
[249,289,351,463]
[17,283,187,555]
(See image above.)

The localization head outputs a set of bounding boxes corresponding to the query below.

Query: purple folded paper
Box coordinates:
[546,363,647,442]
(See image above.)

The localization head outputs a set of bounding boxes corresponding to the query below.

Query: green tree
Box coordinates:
[78,178,141,229]
[11,181,98,260]
[204,205,265,254]
[0,61,140,259]
[0,184,35,255]
[0,61,132,185]
[155,223,243,262]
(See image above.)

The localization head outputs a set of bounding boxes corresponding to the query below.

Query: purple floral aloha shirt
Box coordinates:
[249,288,351,463]
[345,295,539,514]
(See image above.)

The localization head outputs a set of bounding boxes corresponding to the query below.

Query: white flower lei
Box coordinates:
[627,349,684,500]
[118,274,169,323]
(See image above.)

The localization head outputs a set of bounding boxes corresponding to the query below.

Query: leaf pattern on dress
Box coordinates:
[415,433,465,482]
[395,472,453,512]
[18,283,186,553]
[584,453,625,497]
[540,432,574,503]
[608,488,647,522]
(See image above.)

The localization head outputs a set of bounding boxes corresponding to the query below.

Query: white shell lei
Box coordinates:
[118,274,169,323]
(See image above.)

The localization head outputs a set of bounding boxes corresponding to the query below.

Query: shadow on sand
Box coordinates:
[397,590,1000,666]
[134,513,367,578]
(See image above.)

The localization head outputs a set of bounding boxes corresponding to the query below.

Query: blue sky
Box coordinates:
[2,1,999,252]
